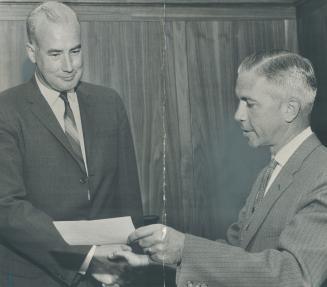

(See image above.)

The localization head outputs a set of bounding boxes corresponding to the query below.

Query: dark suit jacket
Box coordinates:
[0,78,143,287]
[177,134,327,287]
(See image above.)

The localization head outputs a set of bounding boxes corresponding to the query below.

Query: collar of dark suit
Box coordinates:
[26,77,93,107]
[25,77,91,174]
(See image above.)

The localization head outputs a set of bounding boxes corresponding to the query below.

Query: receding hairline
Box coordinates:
[237,51,317,94]
[26,1,80,44]
[236,51,317,119]
[238,51,291,74]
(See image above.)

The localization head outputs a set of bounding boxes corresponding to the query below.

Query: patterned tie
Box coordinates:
[252,158,278,212]
[59,92,85,168]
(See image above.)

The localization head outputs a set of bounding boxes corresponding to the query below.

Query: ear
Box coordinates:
[26,42,36,64]
[284,98,301,123]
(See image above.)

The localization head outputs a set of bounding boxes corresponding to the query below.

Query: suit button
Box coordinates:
[80,176,89,184]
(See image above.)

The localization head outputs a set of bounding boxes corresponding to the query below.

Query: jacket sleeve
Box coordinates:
[176,182,327,287]
[0,107,90,286]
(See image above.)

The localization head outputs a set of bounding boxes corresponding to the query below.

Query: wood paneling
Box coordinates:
[0,2,298,241]
[80,21,165,219]
[297,1,327,145]
[0,0,301,4]
[184,20,297,238]
[0,21,29,90]
[296,0,327,17]
[0,3,296,21]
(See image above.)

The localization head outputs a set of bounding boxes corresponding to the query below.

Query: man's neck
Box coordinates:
[35,69,56,92]
[270,124,310,156]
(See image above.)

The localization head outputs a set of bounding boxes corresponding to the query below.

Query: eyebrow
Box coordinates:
[240,96,256,103]
[46,45,81,54]
[47,49,62,54]
[70,44,81,51]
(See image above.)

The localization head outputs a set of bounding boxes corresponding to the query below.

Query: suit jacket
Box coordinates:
[0,78,143,287]
[177,134,327,287]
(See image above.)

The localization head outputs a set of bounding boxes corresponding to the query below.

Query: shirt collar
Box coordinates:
[273,127,313,167]
[35,73,76,107]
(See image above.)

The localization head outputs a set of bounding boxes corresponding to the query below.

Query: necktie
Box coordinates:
[252,158,278,212]
[59,92,85,168]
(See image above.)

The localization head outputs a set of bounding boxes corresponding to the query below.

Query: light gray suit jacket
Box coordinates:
[177,134,327,287]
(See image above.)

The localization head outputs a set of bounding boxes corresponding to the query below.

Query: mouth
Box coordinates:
[240,127,251,132]
[61,74,76,81]
[241,129,253,136]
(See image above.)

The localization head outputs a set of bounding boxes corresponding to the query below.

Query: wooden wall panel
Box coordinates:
[0,2,298,241]
[80,21,165,218]
[297,1,327,146]
[0,2,296,21]
[0,21,31,90]
[0,0,300,4]
[185,20,298,238]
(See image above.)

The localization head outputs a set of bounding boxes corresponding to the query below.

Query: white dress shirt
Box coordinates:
[35,75,88,173]
[264,127,313,196]
[35,75,95,275]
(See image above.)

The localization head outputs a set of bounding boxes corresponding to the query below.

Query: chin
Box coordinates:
[247,142,257,148]
[55,80,79,92]
[247,138,260,148]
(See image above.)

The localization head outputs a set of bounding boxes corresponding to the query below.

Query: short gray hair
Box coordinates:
[238,50,317,114]
[26,1,79,44]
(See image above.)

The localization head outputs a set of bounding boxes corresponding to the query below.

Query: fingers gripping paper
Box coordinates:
[53,216,135,245]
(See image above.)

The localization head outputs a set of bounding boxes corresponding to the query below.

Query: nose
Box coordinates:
[62,54,73,73]
[234,101,246,123]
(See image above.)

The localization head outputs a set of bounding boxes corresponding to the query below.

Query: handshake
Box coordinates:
[90,224,185,286]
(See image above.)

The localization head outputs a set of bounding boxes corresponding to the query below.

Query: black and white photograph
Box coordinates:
[0,0,327,286]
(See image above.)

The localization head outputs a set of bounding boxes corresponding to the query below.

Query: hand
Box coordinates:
[94,244,131,262]
[90,244,131,285]
[109,250,150,267]
[128,224,185,265]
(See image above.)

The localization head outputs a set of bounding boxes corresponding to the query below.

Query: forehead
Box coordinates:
[235,71,279,100]
[236,71,257,92]
[34,18,80,48]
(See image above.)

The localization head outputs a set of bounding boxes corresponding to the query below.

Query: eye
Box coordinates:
[71,48,81,55]
[246,101,255,108]
[49,52,60,57]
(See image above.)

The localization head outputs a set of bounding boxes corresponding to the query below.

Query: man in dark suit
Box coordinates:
[0,1,143,287]
[114,51,327,287]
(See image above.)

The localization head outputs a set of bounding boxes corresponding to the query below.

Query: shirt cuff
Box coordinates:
[78,245,97,275]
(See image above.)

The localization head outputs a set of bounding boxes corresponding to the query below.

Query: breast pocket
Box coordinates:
[90,129,118,171]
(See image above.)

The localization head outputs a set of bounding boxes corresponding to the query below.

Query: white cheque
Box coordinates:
[53,216,135,245]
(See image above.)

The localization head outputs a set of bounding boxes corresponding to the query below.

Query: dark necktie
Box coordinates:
[252,158,278,212]
[59,92,85,168]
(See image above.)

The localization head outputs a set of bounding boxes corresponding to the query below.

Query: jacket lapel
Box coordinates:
[26,78,87,174]
[76,85,95,175]
[241,134,321,248]
[241,172,293,248]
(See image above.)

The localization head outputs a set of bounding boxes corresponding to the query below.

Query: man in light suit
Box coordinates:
[114,51,327,287]
[0,2,143,287]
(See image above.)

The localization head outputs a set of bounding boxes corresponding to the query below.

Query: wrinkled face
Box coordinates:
[27,19,83,92]
[234,71,286,149]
